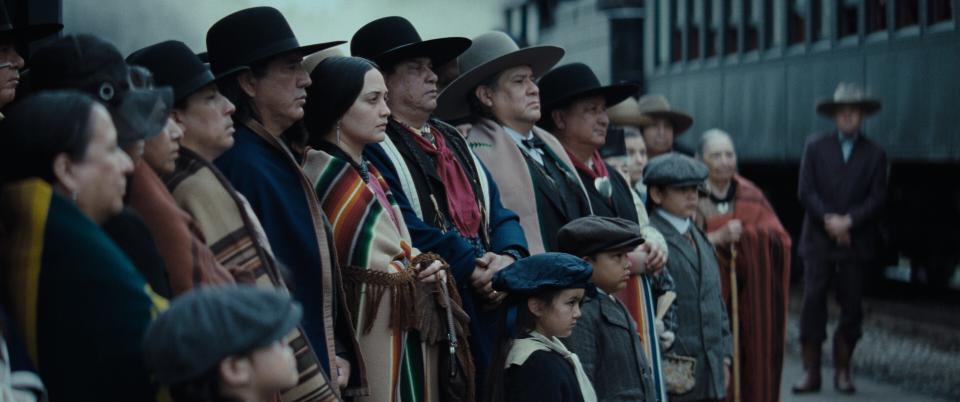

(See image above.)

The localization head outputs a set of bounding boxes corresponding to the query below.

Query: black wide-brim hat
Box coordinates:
[30,34,172,146]
[350,16,471,70]
[127,40,245,104]
[537,62,638,118]
[0,1,62,44]
[206,6,344,76]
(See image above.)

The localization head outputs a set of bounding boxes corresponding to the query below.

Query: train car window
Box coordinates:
[867,0,887,33]
[707,0,719,56]
[896,0,920,28]
[690,0,702,59]
[838,0,859,37]
[745,0,760,50]
[671,0,683,62]
[788,0,805,44]
[928,0,954,24]
[812,0,825,40]
[725,0,740,54]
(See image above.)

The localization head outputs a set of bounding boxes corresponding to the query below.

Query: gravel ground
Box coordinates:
[784,290,960,400]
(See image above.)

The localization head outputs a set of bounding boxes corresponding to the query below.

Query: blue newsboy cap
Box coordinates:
[643,152,709,187]
[142,286,302,385]
[492,252,593,296]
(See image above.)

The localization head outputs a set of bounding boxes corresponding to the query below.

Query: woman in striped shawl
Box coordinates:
[302,56,473,402]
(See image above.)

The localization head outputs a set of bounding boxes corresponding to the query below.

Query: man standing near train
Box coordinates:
[794,82,888,395]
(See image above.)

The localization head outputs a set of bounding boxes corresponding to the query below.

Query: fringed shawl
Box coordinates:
[304,148,418,334]
[699,174,792,402]
[165,147,340,402]
[0,179,165,401]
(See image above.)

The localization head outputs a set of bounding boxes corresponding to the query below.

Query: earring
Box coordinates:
[71,189,78,202]
[336,122,342,145]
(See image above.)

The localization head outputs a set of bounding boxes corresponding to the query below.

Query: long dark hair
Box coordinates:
[484,289,562,402]
[0,91,98,184]
[302,56,379,150]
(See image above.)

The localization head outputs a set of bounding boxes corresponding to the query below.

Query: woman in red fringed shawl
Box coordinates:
[302,56,474,402]
[696,129,792,402]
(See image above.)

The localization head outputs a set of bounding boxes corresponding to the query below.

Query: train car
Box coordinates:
[502,0,960,290]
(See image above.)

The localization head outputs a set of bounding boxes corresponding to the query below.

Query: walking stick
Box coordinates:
[730,244,741,402]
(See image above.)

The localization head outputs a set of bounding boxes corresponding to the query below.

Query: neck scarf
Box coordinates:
[406,124,481,238]
[506,330,598,402]
[566,149,609,179]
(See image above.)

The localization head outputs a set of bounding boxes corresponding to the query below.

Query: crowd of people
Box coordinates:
[0,3,889,402]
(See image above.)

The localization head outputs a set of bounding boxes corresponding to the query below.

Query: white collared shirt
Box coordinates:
[504,125,545,165]
[656,208,692,235]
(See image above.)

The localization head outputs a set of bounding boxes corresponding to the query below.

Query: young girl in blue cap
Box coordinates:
[484,253,597,402]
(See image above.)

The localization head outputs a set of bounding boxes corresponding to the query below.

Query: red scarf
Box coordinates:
[566,149,610,179]
[407,124,481,238]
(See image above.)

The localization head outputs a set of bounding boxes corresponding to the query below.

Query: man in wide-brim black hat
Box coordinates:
[352,17,530,398]
[537,63,667,271]
[793,82,887,396]
[434,31,590,255]
[0,0,62,111]
[203,6,366,399]
[129,39,348,401]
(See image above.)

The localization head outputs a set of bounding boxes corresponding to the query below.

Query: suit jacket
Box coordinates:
[467,118,591,253]
[798,131,888,261]
[649,212,732,401]
[562,293,656,402]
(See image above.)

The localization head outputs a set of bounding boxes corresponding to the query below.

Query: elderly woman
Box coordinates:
[302,56,473,402]
[0,91,164,401]
[695,129,792,402]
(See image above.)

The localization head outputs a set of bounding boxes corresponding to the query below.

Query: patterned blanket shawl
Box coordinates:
[165,147,340,402]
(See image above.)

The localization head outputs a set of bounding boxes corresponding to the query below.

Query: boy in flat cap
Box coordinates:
[644,153,732,402]
[558,216,662,402]
[143,286,309,402]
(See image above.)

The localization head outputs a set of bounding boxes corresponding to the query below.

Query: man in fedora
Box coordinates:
[128,40,343,401]
[636,94,695,158]
[205,7,365,397]
[0,0,62,113]
[352,17,528,393]
[435,31,590,254]
[793,82,888,395]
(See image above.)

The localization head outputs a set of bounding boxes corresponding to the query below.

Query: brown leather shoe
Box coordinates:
[834,336,857,394]
[791,342,822,393]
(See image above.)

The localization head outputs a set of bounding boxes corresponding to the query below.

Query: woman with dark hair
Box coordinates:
[302,56,473,402]
[0,91,164,401]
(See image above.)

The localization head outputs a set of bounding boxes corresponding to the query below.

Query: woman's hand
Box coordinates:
[417,260,446,283]
[334,356,351,389]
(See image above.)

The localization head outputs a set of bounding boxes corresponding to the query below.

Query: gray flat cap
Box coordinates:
[643,152,708,187]
[557,216,644,257]
[142,286,302,385]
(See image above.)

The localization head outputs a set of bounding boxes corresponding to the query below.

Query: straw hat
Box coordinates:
[636,94,693,134]
[607,96,651,128]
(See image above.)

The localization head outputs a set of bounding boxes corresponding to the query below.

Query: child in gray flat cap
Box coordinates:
[142,286,302,402]
[644,153,733,400]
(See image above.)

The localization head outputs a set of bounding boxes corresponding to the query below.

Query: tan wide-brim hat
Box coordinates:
[607,97,651,128]
[816,82,882,117]
[303,46,346,73]
[435,31,564,121]
[637,94,694,134]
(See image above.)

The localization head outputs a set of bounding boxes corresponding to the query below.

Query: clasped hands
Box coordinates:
[824,213,852,246]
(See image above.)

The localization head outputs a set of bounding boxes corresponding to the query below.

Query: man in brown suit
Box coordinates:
[793,82,888,395]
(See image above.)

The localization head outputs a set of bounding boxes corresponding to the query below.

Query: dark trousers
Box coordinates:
[799,259,864,345]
